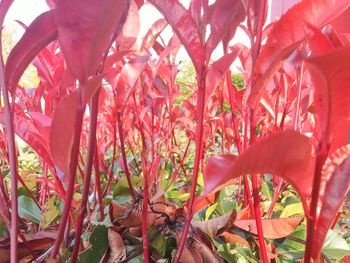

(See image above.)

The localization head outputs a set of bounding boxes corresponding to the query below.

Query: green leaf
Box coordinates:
[40,196,60,229]
[78,225,109,263]
[165,190,189,201]
[113,176,142,196]
[205,202,219,220]
[217,243,257,263]
[280,203,304,218]
[276,224,306,262]
[261,179,273,201]
[322,229,350,261]
[18,195,41,224]
[150,233,166,257]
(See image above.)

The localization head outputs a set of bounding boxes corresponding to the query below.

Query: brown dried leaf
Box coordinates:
[191,211,236,237]
[107,228,126,263]
[234,216,303,239]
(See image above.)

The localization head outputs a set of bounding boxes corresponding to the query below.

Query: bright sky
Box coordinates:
[3,0,251,69]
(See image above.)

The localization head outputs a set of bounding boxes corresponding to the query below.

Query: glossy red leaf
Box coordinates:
[312,146,350,258]
[196,130,315,213]
[234,217,304,239]
[5,11,57,93]
[149,0,205,74]
[249,0,350,107]
[55,0,130,81]
[0,112,53,166]
[50,77,101,180]
[205,0,245,60]
[307,46,350,152]
[205,48,241,106]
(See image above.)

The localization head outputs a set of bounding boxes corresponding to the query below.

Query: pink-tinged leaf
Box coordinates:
[45,0,55,9]
[189,0,203,27]
[0,0,13,26]
[234,217,304,239]
[50,77,101,180]
[205,48,241,106]
[149,0,205,74]
[196,130,315,213]
[116,55,149,109]
[307,46,350,152]
[330,6,350,34]
[5,11,57,93]
[205,0,245,60]
[116,0,140,51]
[0,112,53,166]
[55,0,130,81]
[312,146,350,259]
[140,19,168,51]
[249,0,350,107]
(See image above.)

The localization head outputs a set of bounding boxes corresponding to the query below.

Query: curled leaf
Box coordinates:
[107,229,126,263]
[5,11,57,93]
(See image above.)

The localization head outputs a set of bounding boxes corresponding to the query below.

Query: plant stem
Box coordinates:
[293,61,304,130]
[51,85,86,260]
[266,179,285,218]
[0,43,18,263]
[252,174,269,263]
[117,111,135,199]
[94,150,105,220]
[71,91,99,263]
[174,70,206,263]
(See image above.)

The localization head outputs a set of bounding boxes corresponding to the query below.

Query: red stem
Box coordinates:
[71,91,99,263]
[266,179,285,218]
[51,85,86,259]
[94,150,105,221]
[117,111,135,199]
[174,70,206,263]
[293,61,304,131]
[141,169,150,263]
[103,127,117,197]
[252,174,269,263]
[0,48,19,263]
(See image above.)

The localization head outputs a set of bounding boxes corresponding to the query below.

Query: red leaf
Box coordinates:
[140,19,168,51]
[249,0,350,107]
[55,0,130,81]
[149,0,205,74]
[205,48,241,106]
[307,46,350,152]
[312,146,350,258]
[234,217,304,239]
[5,11,57,93]
[0,0,13,27]
[116,55,149,109]
[0,112,53,166]
[50,77,101,180]
[116,0,140,51]
[205,0,245,60]
[196,130,315,214]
